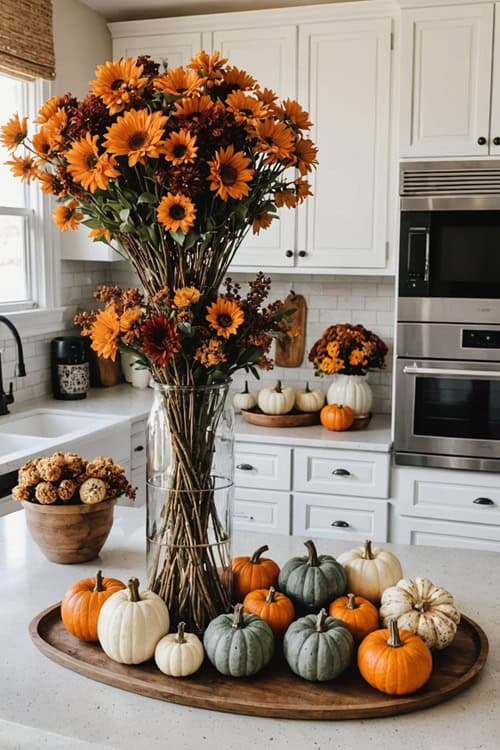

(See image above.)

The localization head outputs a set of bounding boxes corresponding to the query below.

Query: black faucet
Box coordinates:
[0,316,26,416]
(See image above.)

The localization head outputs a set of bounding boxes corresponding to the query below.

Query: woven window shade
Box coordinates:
[0,0,55,81]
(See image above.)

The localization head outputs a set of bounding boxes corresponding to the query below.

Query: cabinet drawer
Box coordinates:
[294,448,390,498]
[394,467,500,526]
[233,488,290,535]
[131,430,147,469]
[293,493,388,542]
[234,443,291,491]
[394,515,500,552]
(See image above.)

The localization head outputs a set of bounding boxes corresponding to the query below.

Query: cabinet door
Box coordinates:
[213,26,297,270]
[490,4,500,155]
[297,19,391,269]
[113,32,204,68]
[400,4,494,158]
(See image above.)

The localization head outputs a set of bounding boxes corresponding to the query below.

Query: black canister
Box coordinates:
[51,337,90,400]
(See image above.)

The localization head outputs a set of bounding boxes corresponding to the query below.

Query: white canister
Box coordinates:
[131,366,152,389]
[326,373,373,416]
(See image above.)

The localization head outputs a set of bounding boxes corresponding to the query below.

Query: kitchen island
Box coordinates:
[0,507,497,750]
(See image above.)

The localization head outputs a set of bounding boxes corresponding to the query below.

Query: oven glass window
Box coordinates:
[414,376,500,439]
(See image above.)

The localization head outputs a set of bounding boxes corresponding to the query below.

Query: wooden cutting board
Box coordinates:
[275,292,307,368]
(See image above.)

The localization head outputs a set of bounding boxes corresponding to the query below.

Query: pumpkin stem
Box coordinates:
[362,539,374,560]
[304,539,319,567]
[177,621,186,644]
[250,545,269,564]
[276,380,282,393]
[414,600,429,612]
[266,587,276,603]
[93,570,103,593]
[127,577,141,602]
[387,618,403,648]
[316,608,328,632]
[243,381,249,394]
[305,382,310,393]
[232,603,244,629]
[346,593,359,610]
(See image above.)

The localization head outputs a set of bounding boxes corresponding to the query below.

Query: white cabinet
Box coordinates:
[234,487,291,535]
[113,31,205,68]
[294,447,391,499]
[294,492,389,542]
[400,3,494,157]
[297,18,392,269]
[394,515,500,552]
[490,2,500,155]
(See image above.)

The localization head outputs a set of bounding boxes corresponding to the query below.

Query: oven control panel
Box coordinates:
[462,329,500,348]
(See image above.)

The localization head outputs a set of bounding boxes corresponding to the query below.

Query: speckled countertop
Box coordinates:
[0,507,497,750]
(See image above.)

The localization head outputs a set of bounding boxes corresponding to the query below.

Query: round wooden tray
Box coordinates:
[241,407,321,428]
[30,604,488,720]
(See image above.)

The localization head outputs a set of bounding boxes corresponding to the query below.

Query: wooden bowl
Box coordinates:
[22,499,116,564]
[241,407,321,428]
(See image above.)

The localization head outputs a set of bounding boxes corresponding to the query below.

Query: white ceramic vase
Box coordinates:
[326,374,373,416]
[120,351,135,383]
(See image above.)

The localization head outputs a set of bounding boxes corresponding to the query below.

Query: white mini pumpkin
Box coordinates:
[97,577,170,664]
[294,383,325,413]
[337,539,403,604]
[155,621,204,677]
[258,380,295,415]
[380,577,460,650]
[233,381,257,413]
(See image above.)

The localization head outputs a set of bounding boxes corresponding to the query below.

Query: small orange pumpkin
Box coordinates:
[61,569,126,642]
[358,618,432,695]
[320,403,354,431]
[243,586,295,637]
[328,592,379,643]
[232,545,280,602]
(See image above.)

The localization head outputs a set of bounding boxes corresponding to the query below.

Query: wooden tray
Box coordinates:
[241,407,321,428]
[30,604,488,720]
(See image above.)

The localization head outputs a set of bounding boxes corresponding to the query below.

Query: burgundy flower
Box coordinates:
[68,94,112,141]
[142,314,181,367]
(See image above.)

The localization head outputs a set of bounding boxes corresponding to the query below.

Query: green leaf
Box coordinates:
[183,231,200,251]
[119,208,130,223]
[169,229,185,246]
[178,322,195,337]
[137,192,157,204]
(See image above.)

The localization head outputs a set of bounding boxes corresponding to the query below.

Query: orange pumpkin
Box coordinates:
[61,569,126,642]
[329,593,379,643]
[243,586,295,637]
[320,403,354,431]
[232,545,280,602]
[358,618,432,695]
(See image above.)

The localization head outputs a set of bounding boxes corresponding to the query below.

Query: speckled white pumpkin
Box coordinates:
[155,622,204,677]
[380,577,460,650]
[98,577,170,664]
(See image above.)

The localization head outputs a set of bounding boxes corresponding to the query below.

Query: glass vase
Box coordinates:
[326,373,373,416]
[146,381,234,633]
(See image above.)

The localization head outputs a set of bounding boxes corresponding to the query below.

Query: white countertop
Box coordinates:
[0,507,497,750]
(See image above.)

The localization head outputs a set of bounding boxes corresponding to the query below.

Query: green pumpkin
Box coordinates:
[284,608,354,681]
[203,603,274,677]
[278,540,347,610]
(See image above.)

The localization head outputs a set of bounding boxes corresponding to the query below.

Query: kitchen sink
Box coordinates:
[0,434,51,454]
[0,410,105,438]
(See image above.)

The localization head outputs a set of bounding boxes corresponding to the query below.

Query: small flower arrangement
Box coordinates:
[309,324,388,377]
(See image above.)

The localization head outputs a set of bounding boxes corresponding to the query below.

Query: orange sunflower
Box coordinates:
[44,108,68,153]
[35,96,63,124]
[104,109,167,167]
[255,88,278,106]
[206,298,244,338]
[89,307,120,361]
[207,145,254,201]
[222,66,256,91]
[38,170,59,195]
[294,137,319,175]
[0,113,28,150]
[52,200,83,232]
[174,287,201,307]
[162,130,198,165]
[66,133,120,192]
[157,193,196,234]
[154,67,202,97]
[278,99,313,131]
[90,58,148,114]
[295,178,313,203]
[252,211,273,235]
[274,188,297,209]
[225,91,267,126]
[120,307,143,331]
[6,155,39,182]
[31,128,53,159]
[89,227,112,242]
[174,94,214,120]
[253,119,295,163]
[188,50,227,85]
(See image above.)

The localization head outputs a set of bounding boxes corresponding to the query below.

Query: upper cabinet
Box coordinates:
[113,31,205,67]
[400,3,495,158]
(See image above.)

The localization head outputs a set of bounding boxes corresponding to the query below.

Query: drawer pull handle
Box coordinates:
[331,520,350,528]
[134,445,144,452]
[234,513,255,521]
[237,463,254,471]
[473,497,495,506]
[332,468,351,477]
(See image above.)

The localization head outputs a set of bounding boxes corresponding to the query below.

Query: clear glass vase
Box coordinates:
[146,381,234,633]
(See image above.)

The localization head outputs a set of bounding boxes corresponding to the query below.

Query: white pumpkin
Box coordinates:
[258,380,295,415]
[294,383,325,413]
[97,577,170,664]
[337,539,403,604]
[380,577,460,650]
[233,381,257,413]
[155,621,204,677]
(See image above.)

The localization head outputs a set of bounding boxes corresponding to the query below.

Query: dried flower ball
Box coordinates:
[64,452,87,477]
[86,456,114,479]
[12,484,31,501]
[18,461,40,487]
[79,477,107,505]
[57,479,77,502]
[36,457,62,483]
[35,482,58,505]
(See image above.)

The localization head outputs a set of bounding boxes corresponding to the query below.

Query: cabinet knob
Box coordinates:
[493,137,500,146]
[473,496,494,506]
[236,463,254,471]
[298,250,307,258]
[331,520,350,528]
[285,249,294,258]
[134,445,144,452]
[332,468,351,477]
[477,136,487,145]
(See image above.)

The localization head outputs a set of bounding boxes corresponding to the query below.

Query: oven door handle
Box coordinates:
[403,365,500,379]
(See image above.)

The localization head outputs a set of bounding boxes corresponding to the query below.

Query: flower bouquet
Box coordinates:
[2,51,317,630]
